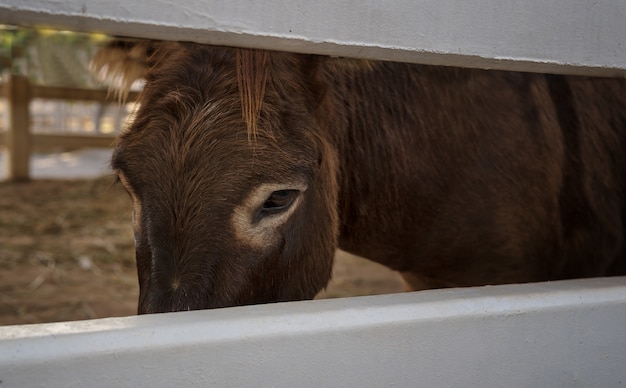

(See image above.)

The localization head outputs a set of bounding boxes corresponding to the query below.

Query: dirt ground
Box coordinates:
[0,176,404,326]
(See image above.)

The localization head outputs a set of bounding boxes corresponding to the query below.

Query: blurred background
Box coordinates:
[0,26,403,325]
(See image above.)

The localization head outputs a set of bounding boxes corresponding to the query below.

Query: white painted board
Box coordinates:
[1,277,625,387]
[1,0,625,76]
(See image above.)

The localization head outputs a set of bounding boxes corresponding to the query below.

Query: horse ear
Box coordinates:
[90,40,152,101]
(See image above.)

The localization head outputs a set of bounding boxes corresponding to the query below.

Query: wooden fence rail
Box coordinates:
[0,75,138,181]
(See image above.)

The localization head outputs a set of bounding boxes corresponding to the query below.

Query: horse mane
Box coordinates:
[90,40,151,102]
[93,42,271,140]
[236,49,271,141]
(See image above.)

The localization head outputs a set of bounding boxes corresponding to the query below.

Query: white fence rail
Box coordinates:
[1,1,625,387]
[2,277,626,387]
[1,0,625,77]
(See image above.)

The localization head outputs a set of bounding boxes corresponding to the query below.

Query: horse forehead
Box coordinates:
[123,101,246,156]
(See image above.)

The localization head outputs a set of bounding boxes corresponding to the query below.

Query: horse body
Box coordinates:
[325,63,626,289]
[93,42,626,313]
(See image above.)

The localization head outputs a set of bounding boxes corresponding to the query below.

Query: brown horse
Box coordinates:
[92,40,626,314]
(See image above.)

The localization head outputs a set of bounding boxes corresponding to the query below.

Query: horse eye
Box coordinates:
[262,190,299,212]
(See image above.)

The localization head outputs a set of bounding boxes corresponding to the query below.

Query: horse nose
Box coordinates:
[138,286,210,314]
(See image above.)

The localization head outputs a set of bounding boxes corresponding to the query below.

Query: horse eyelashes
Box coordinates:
[262,190,299,212]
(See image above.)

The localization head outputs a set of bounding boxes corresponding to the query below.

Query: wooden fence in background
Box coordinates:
[0,74,137,181]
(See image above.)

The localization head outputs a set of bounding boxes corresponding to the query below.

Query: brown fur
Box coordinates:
[93,40,626,313]
[236,49,271,141]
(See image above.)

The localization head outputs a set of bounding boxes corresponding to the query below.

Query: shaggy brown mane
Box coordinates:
[236,49,271,141]
[90,40,151,102]
[93,43,273,140]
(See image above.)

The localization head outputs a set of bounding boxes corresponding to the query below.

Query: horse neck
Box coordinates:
[316,61,425,187]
